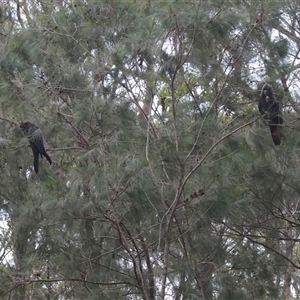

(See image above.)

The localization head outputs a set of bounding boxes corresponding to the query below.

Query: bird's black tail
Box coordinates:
[31,146,40,173]
[269,116,283,146]
[43,152,52,165]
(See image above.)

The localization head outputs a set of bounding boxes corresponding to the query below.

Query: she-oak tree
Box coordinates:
[0,1,300,299]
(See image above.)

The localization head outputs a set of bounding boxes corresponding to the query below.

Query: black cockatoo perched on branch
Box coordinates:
[258,84,283,146]
[20,121,52,173]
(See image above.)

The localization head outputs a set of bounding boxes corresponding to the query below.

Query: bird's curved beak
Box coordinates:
[264,90,269,102]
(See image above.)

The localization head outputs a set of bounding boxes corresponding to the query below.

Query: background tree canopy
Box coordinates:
[1,0,300,299]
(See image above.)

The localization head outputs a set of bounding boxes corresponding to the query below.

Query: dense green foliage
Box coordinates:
[0,0,300,299]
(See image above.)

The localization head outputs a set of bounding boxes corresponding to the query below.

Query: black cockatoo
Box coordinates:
[20,121,52,173]
[258,84,283,146]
